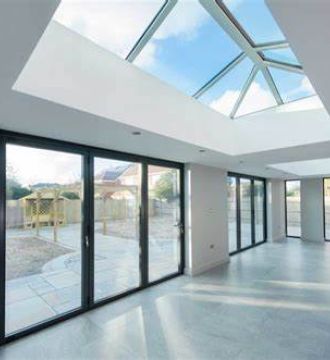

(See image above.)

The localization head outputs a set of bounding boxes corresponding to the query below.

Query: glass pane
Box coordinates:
[199,57,253,116]
[223,0,285,44]
[254,180,265,243]
[227,177,237,253]
[262,48,300,66]
[134,0,242,95]
[6,144,83,335]
[236,71,277,117]
[286,181,301,237]
[324,179,330,240]
[54,0,165,59]
[148,165,181,282]
[269,68,315,103]
[94,158,141,301]
[240,178,252,249]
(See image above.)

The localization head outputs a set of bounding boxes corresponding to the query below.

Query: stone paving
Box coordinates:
[6,222,179,335]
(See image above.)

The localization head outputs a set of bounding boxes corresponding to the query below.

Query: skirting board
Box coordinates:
[184,257,230,276]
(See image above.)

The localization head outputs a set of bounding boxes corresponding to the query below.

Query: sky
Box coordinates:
[53,0,316,117]
[7,145,83,186]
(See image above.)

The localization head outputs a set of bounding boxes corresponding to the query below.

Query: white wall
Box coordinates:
[267,179,286,241]
[301,178,324,242]
[185,164,228,276]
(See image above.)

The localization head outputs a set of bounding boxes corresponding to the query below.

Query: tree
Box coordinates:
[6,164,32,200]
[61,191,80,200]
[153,172,177,201]
[6,179,32,200]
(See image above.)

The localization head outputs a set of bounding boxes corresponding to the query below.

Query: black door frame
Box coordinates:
[0,130,185,345]
[284,179,301,238]
[228,172,267,255]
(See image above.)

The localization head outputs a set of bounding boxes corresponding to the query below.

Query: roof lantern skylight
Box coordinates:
[54,0,316,118]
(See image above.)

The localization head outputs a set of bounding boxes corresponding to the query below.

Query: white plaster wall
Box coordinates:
[185,164,228,276]
[267,179,286,241]
[301,178,324,242]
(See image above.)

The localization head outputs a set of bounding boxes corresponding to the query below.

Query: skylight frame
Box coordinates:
[194,0,310,118]
[80,0,313,119]
[125,0,177,62]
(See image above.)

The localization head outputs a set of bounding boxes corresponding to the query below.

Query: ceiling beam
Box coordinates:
[126,0,177,62]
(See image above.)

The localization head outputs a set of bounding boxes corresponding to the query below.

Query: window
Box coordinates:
[52,0,319,118]
[227,173,266,254]
[269,68,315,103]
[134,0,241,95]
[54,0,165,59]
[6,144,83,335]
[262,48,300,66]
[285,180,301,237]
[235,70,277,117]
[199,57,253,116]
[222,0,285,44]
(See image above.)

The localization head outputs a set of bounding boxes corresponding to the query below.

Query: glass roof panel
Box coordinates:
[53,0,165,59]
[223,0,285,44]
[262,48,300,66]
[198,57,254,116]
[269,68,315,103]
[235,71,277,117]
[133,0,242,95]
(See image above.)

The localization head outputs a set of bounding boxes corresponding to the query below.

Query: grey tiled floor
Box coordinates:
[2,239,330,359]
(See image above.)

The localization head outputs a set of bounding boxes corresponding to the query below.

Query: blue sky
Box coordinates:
[54,0,316,117]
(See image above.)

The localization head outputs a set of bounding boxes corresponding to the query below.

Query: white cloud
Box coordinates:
[54,0,209,67]
[210,82,276,117]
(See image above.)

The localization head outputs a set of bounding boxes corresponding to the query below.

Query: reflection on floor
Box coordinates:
[2,239,330,359]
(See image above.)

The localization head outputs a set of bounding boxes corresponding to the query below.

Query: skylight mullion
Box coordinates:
[254,40,289,52]
[230,66,258,118]
[193,53,246,99]
[199,0,264,66]
[126,0,177,62]
[261,67,283,105]
[264,60,303,74]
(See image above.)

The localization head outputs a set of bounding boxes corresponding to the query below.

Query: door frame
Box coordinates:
[0,129,184,345]
[228,172,267,255]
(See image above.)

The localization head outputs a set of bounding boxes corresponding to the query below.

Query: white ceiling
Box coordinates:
[2,0,330,179]
[270,158,330,177]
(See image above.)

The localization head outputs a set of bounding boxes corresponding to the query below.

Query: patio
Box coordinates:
[6,218,179,335]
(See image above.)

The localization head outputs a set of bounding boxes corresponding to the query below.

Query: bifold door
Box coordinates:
[0,133,184,343]
[227,173,266,254]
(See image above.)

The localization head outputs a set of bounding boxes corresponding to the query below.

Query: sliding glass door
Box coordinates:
[148,165,182,282]
[227,173,266,254]
[285,180,301,237]
[5,144,83,335]
[93,157,141,301]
